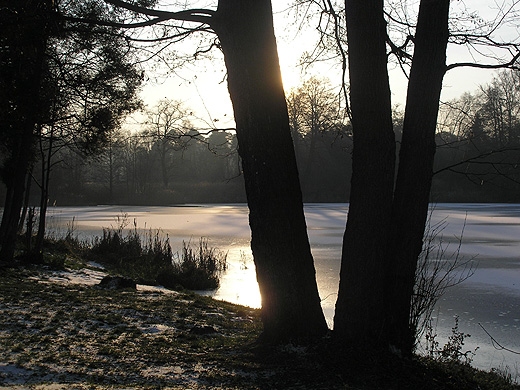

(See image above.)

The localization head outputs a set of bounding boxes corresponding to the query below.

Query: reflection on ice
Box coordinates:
[198,246,262,309]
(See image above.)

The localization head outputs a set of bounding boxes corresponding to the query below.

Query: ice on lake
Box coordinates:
[46,203,520,373]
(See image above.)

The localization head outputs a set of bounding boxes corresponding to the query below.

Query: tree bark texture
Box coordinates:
[386,0,450,354]
[213,0,328,342]
[334,0,396,345]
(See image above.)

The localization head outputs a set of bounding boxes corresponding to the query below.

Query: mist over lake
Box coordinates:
[46,203,520,372]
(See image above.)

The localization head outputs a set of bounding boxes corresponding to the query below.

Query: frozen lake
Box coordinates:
[46,203,520,373]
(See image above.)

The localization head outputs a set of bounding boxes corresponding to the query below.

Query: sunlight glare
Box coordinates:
[212,247,261,309]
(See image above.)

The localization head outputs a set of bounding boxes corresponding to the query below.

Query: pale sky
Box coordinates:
[132,0,520,131]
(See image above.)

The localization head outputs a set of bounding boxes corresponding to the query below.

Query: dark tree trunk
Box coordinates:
[0,152,33,260]
[301,123,318,195]
[386,0,450,355]
[34,125,55,258]
[0,0,51,262]
[213,0,328,343]
[18,168,34,234]
[333,0,396,346]
[160,142,169,188]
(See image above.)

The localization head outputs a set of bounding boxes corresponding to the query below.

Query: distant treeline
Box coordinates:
[2,72,519,206]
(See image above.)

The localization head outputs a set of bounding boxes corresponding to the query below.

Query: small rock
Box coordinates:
[189,325,217,335]
[98,275,136,290]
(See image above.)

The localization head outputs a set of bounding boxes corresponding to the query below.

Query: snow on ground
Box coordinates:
[0,266,261,388]
[34,262,178,296]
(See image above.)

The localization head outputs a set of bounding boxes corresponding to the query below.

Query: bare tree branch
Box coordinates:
[324,0,351,120]
[434,146,520,175]
[62,0,215,31]
[104,0,215,24]
[447,52,520,71]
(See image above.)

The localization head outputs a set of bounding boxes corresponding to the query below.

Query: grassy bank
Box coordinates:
[1,247,519,389]
[0,265,262,389]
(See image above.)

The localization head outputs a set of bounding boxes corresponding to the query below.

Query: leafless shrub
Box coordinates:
[411,212,477,349]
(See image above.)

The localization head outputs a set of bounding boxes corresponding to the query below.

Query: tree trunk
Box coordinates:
[160,141,169,188]
[386,0,450,355]
[213,0,328,343]
[35,125,55,258]
[0,153,32,260]
[18,168,34,234]
[333,0,396,346]
[108,140,114,203]
[0,0,51,262]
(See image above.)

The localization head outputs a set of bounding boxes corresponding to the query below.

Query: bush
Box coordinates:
[88,215,226,290]
[157,239,227,290]
[411,215,476,349]
[425,316,477,365]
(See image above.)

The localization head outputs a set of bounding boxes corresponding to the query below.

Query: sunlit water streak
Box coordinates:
[46,203,520,374]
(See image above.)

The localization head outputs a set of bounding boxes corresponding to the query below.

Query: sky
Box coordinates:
[130,0,520,131]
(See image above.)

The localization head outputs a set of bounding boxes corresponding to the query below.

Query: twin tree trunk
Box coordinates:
[334,0,449,355]
[213,0,328,342]
[213,0,448,349]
